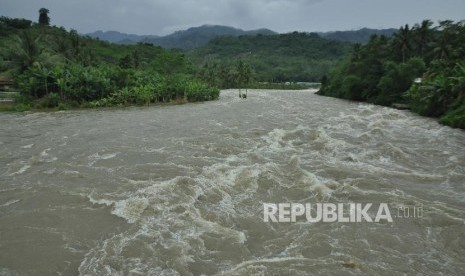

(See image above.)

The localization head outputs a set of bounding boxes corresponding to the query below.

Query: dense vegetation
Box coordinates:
[0,11,219,111]
[318,28,397,44]
[190,32,351,83]
[318,20,465,129]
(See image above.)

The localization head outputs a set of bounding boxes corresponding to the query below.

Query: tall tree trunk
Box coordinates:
[44,79,48,97]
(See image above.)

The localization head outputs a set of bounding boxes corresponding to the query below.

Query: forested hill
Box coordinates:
[87,26,395,49]
[87,25,277,50]
[189,32,352,82]
[86,30,159,45]
[318,28,397,44]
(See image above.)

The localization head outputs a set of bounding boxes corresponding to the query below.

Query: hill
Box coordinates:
[318,28,397,44]
[87,26,396,50]
[86,30,159,44]
[87,25,276,50]
[190,32,352,82]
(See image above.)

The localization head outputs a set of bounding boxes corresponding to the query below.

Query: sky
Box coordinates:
[1,0,464,35]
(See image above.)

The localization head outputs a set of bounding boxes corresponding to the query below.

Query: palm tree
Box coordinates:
[393,24,412,63]
[7,30,43,73]
[32,64,51,97]
[432,21,453,60]
[53,67,70,100]
[236,60,252,98]
[38,8,50,26]
[412,20,433,57]
[450,62,465,102]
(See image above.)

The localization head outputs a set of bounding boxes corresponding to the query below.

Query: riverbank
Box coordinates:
[0,97,190,112]
[0,84,220,112]
[0,87,319,113]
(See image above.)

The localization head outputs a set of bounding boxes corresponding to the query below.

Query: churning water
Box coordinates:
[0,89,464,275]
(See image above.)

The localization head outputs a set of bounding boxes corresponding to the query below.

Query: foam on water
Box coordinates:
[88,152,120,166]
[21,144,34,149]
[0,199,20,207]
[8,164,31,176]
[112,197,149,224]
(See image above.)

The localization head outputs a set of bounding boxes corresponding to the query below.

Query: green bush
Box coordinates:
[185,80,219,102]
[439,103,465,128]
[13,103,31,112]
[46,92,60,108]
[341,75,363,100]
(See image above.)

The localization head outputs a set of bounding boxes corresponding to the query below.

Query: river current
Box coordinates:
[0,89,464,275]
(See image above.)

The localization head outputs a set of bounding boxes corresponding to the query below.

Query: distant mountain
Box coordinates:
[318,28,398,44]
[87,26,397,50]
[87,25,276,49]
[86,30,158,44]
[142,25,276,50]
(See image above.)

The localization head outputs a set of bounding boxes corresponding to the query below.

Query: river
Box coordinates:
[0,89,464,275]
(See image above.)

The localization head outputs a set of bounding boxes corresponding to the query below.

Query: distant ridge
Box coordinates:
[87,25,276,50]
[318,28,398,44]
[86,25,397,50]
[86,30,159,44]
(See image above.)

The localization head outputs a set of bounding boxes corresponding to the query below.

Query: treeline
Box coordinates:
[0,10,219,110]
[190,32,351,83]
[196,60,315,90]
[318,20,465,128]
[197,59,253,89]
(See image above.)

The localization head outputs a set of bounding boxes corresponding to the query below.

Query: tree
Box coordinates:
[38,8,50,26]
[32,64,51,97]
[0,16,32,29]
[412,20,433,58]
[236,60,252,98]
[69,29,81,57]
[393,24,412,63]
[7,30,43,73]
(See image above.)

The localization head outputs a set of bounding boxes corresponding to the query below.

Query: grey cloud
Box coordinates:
[0,0,464,35]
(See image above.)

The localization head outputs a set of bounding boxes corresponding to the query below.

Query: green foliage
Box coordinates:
[13,103,31,112]
[38,8,50,26]
[0,16,32,30]
[110,86,154,106]
[407,62,465,117]
[0,15,219,110]
[197,59,248,89]
[185,80,220,102]
[190,32,351,82]
[341,75,363,100]
[319,19,465,128]
[45,92,59,108]
[440,103,465,128]
[375,58,425,105]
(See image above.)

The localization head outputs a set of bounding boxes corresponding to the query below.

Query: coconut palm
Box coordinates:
[6,30,43,73]
[393,24,412,63]
[237,60,252,98]
[412,20,433,57]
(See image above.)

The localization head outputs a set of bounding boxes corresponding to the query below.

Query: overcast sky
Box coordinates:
[1,0,464,35]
